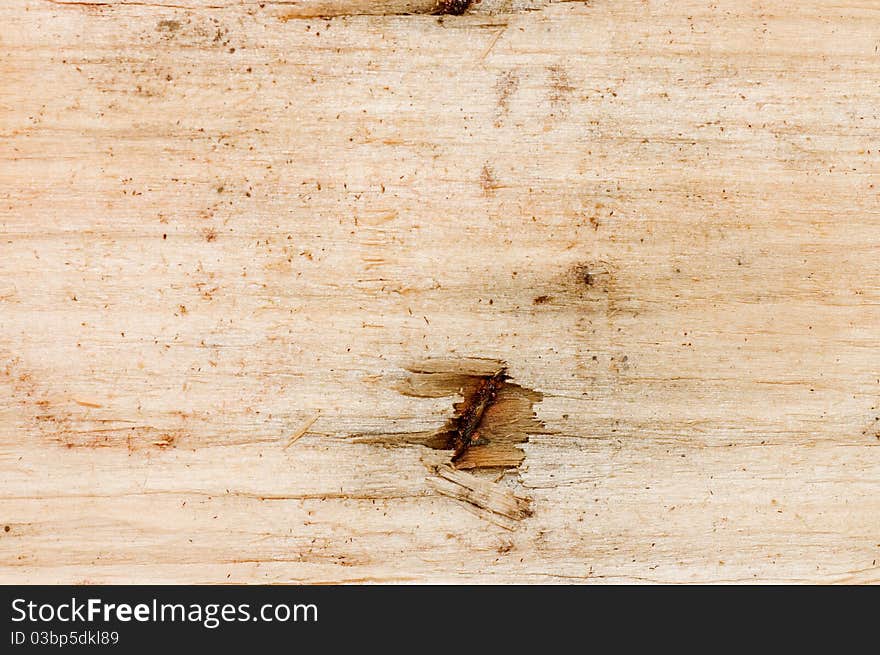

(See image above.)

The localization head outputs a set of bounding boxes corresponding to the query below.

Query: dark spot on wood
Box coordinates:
[495,71,519,118]
[155,433,176,449]
[479,164,499,195]
[533,295,552,304]
[565,263,615,300]
[547,64,575,109]
[3,525,9,533]
[157,20,180,33]
[435,0,472,15]
[574,264,594,287]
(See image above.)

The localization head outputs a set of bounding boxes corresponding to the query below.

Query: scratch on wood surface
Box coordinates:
[480,25,507,61]
[73,399,104,409]
[284,414,320,449]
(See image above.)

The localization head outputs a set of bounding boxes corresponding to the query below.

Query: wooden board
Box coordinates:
[2,0,880,583]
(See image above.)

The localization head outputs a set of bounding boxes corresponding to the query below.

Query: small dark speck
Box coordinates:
[3,525,9,533]
[575,266,594,286]
[533,295,552,304]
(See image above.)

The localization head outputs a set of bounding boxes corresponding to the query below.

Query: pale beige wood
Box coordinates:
[2,0,880,583]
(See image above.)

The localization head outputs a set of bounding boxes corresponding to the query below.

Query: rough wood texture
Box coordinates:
[3,0,880,584]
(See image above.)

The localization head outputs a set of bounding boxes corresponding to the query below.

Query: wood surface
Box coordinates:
[3,0,880,584]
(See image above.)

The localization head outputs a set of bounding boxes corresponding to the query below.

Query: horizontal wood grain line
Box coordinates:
[43,0,572,17]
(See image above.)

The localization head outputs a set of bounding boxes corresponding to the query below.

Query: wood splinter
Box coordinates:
[449,369,507,462]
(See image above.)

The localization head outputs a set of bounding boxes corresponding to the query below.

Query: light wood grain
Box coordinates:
[2,0,880,583]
